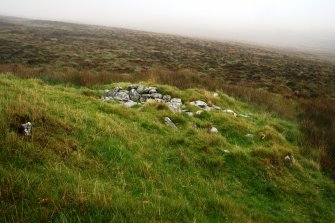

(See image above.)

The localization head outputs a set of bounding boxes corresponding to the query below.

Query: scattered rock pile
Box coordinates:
[103,85,183,112]
[102,85,246,131]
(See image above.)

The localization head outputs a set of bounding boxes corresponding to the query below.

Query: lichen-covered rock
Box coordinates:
[113,91,130,101]
[129,89,141,101]
[137,85,150,94]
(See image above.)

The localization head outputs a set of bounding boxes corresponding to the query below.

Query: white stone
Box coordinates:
[22,122,32,136]
[210,127,218,133]
[223,109,238,117]
[186,112,194,117]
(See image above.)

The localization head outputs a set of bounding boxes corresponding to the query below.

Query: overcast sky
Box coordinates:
[1,0,334,50]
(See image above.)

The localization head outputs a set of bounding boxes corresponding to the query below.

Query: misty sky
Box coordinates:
[1,0,335,50]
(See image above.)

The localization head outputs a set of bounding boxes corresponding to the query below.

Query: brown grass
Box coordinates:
[298,98,335,178]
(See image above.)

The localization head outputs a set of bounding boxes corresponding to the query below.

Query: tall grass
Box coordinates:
[298,98,335,178]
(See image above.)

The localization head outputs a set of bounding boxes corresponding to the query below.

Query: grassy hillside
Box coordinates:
[1,74,334,222]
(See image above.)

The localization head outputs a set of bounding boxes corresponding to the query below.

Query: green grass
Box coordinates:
[0,74,334,222]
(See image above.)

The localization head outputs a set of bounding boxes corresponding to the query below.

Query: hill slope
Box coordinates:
[1,74,334,222]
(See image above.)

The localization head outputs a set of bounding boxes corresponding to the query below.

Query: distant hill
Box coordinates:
[0,16,334,98]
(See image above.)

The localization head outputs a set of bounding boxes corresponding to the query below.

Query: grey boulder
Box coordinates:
[113,91,130,101]
[129,89,141,101]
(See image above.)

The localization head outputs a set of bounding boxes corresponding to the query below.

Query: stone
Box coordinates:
[148,87,157,94]
[22,122,32,136]
[162,95,172,102]
[168,103,182,113]
[212,105,222,110]
[213,93,219,97]
[136,85,145,94]
[195,110,203,115]
[140,94,151,102]
[284,154,295,166]
[164,117,176,128]
[102,96,114,102]
[168,98,182,113]
[223,150,230,154]
[123,100,138,108]
[150,93,162,99]
[104,89,113,97]
[171,98,182,104]
[113,86,122,93]
[127,85,138,91]
[186,112,194,117]
[210,127,218,133]
[203,106,213,111]
[223,109,238,117]
[190,100,208,108]
[129,89,141,102]
[113,91,130,101]
[137,85,150,94]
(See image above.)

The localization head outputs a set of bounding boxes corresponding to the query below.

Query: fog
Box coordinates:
[1,0,335,52]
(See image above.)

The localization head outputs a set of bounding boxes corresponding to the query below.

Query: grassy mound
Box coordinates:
[0,74,334,222]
